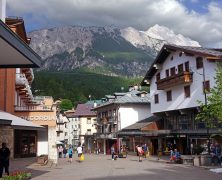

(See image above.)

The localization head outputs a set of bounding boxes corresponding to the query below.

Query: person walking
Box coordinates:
[111,145,115,160]
[0,142,10,178]
[58,145,63,158]
[63,147,67,158]
[136,145,143,162]
[68,145,73,163]
[142,144,148,158]
[77,143,83,162]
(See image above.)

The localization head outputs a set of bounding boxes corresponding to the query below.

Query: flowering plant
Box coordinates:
[1,171,31,180]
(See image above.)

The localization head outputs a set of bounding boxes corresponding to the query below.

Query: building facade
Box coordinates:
[93,88,151,154]
[71,104,97,152]
[142,44,222,154]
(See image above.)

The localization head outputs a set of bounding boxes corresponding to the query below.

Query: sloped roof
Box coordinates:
[141,44,222,85]
[93,90,150,110]
[73,104,96,117]
[121,116,162,131]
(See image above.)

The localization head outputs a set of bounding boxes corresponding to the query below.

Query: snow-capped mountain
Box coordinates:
[121,24,200,54]
[29,24,200,76]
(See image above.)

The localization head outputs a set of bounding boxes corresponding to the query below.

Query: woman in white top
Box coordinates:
[77,142,83,162]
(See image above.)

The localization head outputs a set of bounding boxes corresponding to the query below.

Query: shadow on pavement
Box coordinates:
[10,158,51,178]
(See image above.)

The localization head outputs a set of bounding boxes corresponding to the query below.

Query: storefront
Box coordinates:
[14,130,37,158]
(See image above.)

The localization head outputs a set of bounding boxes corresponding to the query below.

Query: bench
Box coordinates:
[181,156,194,165]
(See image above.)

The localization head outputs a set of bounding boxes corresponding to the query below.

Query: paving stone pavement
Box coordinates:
[8,154,222,180]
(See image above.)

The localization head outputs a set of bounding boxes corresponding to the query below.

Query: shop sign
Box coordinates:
[20,116,57,121]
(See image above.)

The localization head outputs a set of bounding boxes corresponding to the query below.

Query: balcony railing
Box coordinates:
[156,71,193,90]
[14,105,52,112]
[94,133,116,139]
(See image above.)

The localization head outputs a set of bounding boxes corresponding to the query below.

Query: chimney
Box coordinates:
[0,0,6,22]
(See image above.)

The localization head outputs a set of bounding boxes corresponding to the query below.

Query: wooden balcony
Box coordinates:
[156,71,193,90]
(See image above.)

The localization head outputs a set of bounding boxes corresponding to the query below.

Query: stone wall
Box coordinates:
[0,125,13,158]
[48,126,58,164]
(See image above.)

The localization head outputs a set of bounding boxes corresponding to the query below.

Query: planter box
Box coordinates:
[200,155,212,166]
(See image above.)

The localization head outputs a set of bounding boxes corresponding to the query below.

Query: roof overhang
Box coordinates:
[0,111,44,131]
[0,20,42,68]
[141,44,222,86]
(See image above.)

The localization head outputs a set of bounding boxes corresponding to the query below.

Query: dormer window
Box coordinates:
[196,57,203,69]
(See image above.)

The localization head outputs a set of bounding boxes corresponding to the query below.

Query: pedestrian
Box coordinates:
[58,145,63,158]
[111,145,115,160]
[63,147,67,158]
[77,142,83,162]
[142,144,148,158]
[0,142,10,178]
[136,145,143,162]
[68,145,73,163]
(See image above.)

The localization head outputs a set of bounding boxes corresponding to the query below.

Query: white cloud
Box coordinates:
[6,0,222,47]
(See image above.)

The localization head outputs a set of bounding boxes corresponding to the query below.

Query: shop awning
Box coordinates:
[56,141,63,145]
[0,111,44,130]
[0,20,42,68]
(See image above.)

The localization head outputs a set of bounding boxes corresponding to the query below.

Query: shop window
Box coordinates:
[196,57,203,69]
[154,94,159,104]
[203,80,210,93]
[184,85,190,98]
[166,91,172,101]
[178,64,183,74]
[185,61,189,72]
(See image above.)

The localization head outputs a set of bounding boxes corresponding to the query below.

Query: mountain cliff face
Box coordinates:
[29,24,200,77]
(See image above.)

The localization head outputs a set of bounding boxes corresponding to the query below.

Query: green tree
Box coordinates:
[59,99,73,112]
[196,62,222,154]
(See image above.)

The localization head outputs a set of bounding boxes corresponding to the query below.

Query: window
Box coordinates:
[87,129,91,135]
[87,118,91,124]
[185,61,189,72]
[165,69,169,78]
[203,80,210,93]
[156,73,160,81]
[154,94,159,104]
[196,57,203,69]
[178,64,183,74]
[166,91,172,101]
[184,86,190,98]
[170,67,176,76]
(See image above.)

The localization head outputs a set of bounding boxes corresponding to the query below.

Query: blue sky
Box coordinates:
[6,0,222,47]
